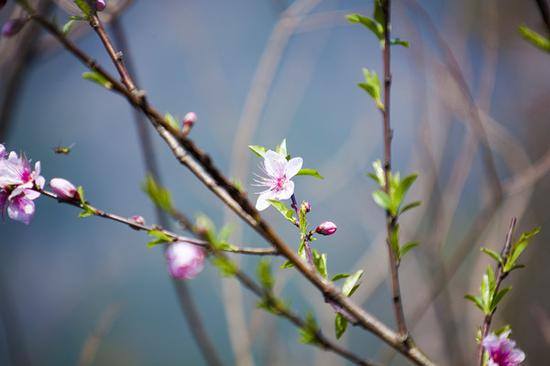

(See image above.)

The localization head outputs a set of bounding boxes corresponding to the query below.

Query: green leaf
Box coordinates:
[335,313,348,339]
[358,68,383,110]
[142,175,174,213]
[78,207,95,218]
[248,145,267,158]
[400,201,421,215]
[212,256,238,277]
[280,260,295,269]
[519,25,550,52]
[465,294,484,312]
[82,71,113,90]
[74,0,93,18]
[346,13,384,40]
[480,247,503,265]
[490,287,512,312]
[257,259,274,291]
[390,38,409,47]
[164,113,180,130]
[299,313,320,345]
[371,160,385,187]
[257,297,286,315]
[216,242,239,252]
[503,227,540,272]
[389,224,400,257]
[373,0,384,25]
[267,199,296,224]
[399,241,418,260]
[76,186,86,205]
[342,270,363,297]
[372,190,391,211]
[296,168,324,180]
[195,214,217,243]
[62,19,77,35]
[494,324,511,336]
[394,173,417,210]
[147,229,174,248]
[217,224,233,243]
[366,172,381,185]
[313,250,328,279]
[331,273,350,281]
[276,139,287,158]
[299,204,308,234]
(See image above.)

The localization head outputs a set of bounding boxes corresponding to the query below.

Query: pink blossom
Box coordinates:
[49,178,79,200]
[316,221,337,236]
[253,150,302,211]
[0,144,6,159]
[166,242,206,280]
[183,112,197,127]
[482,331,525,366]
[0,149,44,224]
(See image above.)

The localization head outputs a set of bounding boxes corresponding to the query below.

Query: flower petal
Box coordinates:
[7,196,35,224]
[264,150,286,177]
[256,190,274,211]
[285,157,303,178]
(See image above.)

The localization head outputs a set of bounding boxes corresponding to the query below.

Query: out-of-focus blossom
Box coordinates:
[165,242,206,280]
[49,178,79,200]
[482,331,525,366]
[316,221,337,236]
[0,147,44,224]
[2,18,25,37]
[95,0,106,11]
[253,150,302,211]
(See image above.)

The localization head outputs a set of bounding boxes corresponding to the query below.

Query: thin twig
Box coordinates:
[381,0,409,340]
[25,9,435,364]
[476,217,517,366]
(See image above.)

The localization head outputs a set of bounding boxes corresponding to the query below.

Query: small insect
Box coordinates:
[52,143,75,155]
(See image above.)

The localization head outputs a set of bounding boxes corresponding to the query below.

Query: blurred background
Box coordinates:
[1,0,549,365]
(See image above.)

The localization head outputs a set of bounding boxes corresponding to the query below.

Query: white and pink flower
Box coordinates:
[253,150,302,211]
[49,178,79,200]
[482,331,525,366]
[165,242,206,280]
[0,145,44,224]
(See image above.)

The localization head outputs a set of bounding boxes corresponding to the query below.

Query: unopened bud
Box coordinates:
[95,0,106,11]
[301,201,311,213]
[2,18,26,38]
[130,215,145,225]
[166,242,205,280]
[182,112,197,135]
[49,178,79,200]
[315,221,337,236]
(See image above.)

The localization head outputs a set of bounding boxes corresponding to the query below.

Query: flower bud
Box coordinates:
[315,221,337,236]
[301,201,311,213]
[49,178,79,200]
[2,19,26,38]
[166,242,205,280]
[183,112,197,127]
[95,0,106,11]
[130,215,145,225]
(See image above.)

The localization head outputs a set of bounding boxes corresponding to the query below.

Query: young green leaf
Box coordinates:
[257,259,274,291]
[358,68,384,110]
[372,190,392,211]
[74,0,93,18]
[400,201,421,215]
[62,19,77,35]
[519,25,550,52]
[212,256,238,277]
[394,173,417,210]
[82,71,113,89]
[248,145,267,158]
[313,250,328,279]
[267,199,296,224]
[399,241,418,260]
[164,112,180,130]
[389,224,400,257]
[390,38,409,47]
[464,294,485,313]
[280,260,295,269]
[276,139,288,158]
[503,227,540,272]
[480,247,503,265]
[490,287,512,312]
[342,270,363,297]
[147,229,174,248]
[296,168,324,180]
[331,273,350,282]
[142,175,174,213]
[299,313,321,345]
[346,13,384,41]
[335,313,348,339]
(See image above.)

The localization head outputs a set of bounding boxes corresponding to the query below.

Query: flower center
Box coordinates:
[275,176,286,191]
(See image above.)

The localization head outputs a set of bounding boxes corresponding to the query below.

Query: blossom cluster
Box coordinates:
[482,331,525,366]
[0,144,44,224]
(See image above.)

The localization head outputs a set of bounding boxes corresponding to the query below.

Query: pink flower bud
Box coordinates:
[49,178,79,200]
[183,112,197,127]
[95,0,106,11]
[301,201,311,213]
[2,19,26,38]
[166,242,205,280]
[315,221,337,236]
[130,215,145,225]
